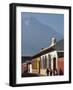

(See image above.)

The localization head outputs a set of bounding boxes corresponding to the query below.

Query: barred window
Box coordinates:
[53,57,56,70]
[40,56,44,69]
[48,54,51,69]
[44,55,47,69]
[40,55,47,69]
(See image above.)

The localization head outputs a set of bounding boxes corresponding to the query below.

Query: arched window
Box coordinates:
[40,56,44,69]
[53,57,56,70]
[41,55,47,69]
[48,54,51,69]
[44,55,47,69]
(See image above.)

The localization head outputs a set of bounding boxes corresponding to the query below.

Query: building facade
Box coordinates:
[22,38,64,76]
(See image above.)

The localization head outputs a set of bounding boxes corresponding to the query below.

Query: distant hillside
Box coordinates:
[22,56,32,63]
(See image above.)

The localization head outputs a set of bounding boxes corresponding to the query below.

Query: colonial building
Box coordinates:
[22,38,64,76]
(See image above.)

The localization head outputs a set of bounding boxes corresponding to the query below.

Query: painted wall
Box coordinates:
[21,63,28,74]
[32,57,40,74]
[58,57,64,74]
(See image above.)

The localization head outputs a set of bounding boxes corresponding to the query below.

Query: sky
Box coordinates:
[21,12,64,56]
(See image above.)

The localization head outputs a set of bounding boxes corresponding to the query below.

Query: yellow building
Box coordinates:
[32,57,40,74]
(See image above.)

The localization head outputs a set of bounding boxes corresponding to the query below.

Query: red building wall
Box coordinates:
[58,57,64,75]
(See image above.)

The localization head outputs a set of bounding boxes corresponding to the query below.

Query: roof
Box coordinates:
[32,45,55,59]
[32,39,64,58]
[22,39,64,63]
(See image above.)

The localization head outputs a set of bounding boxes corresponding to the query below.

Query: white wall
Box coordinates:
[0,0,72,89]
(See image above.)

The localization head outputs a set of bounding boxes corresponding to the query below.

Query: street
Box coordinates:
[22,72,40,77]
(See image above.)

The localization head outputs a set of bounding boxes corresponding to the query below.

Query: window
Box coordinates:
[53,57,56,70]
[40,55,47,69]
[48,54,51,69]
[44,55,47,69]
[40,56,44,69]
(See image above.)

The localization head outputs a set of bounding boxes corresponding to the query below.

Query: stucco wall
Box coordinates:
[58,57,64,74]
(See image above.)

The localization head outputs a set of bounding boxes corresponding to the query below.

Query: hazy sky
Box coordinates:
[21,12,64,56]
